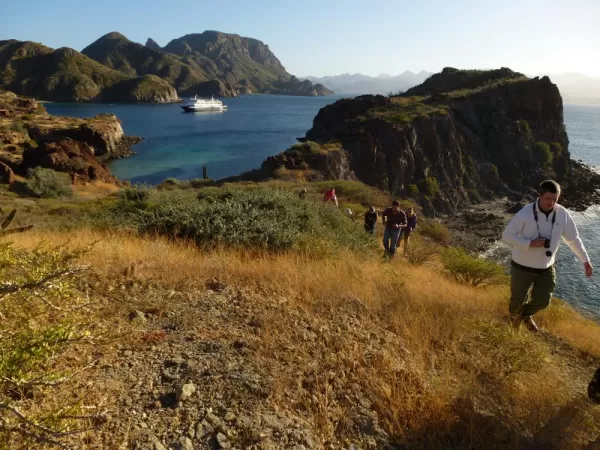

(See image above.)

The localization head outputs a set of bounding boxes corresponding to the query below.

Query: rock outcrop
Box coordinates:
[303,68,600,213]
[21,138,117,184]
[0,89,139,184]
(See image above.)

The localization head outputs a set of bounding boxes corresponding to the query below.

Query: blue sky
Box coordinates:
[2,0,599,77]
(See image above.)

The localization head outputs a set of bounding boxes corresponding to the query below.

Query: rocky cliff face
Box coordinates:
[304,70,600,213]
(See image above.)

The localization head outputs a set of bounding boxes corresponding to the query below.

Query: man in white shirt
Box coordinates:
[502,180,593,332]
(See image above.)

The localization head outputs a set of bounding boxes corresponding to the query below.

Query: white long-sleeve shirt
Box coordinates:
[502,201,590,269]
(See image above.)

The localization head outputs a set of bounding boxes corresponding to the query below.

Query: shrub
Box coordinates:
[419,220,451,243]
[10,122,26,134]
[25,167,72,198]
[118,183,152,203]
[0,240,99,446]
[441,247,507,287]
[404,237,439,266]
[423,176,439,197]
[408,184,419,197]
[535,142,553,166]
[112,187,376,255]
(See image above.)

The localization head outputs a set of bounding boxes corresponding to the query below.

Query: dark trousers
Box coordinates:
[509,264,556,317]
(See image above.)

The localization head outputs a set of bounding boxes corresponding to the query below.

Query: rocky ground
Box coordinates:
[84,278,399,450]
[440,198,516,253]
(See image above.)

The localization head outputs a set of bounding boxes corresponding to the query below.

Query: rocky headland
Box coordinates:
[0,89,141,184]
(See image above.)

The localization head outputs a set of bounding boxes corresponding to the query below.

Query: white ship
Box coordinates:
[181,95,227,112]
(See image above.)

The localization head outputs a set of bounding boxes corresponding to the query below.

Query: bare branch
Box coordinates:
[0,265,89,297]
[0,225,34,237]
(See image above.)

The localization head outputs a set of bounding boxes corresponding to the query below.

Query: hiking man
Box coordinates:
[299,188,307,199]
[502,180,593,332]
[400,206,417,255]
[364,206,378,234]
[382,200,407,258]
[323,188,338,207]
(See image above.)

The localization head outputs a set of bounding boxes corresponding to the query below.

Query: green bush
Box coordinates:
[405,236,439,266]
[10,122,27,134]
[25,167,72,198]
[111,187,376,255]
[419,220,451,243]
[408,184,419,197]
[423,176,440,197]
[118,183,152,203]
[441,248,507,287]
[535,142,553,166]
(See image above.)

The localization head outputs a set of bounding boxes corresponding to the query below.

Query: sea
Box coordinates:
[45,99,600,316]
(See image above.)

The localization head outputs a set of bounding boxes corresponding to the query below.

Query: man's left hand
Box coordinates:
[584,261,593,277]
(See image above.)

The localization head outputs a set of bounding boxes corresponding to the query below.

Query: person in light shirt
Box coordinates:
[502,180,593,332]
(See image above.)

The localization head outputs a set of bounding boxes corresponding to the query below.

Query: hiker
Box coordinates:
[323,188,338,207]
[502,180,593,332]
[400,206,417,255]
[299,188,307,199]
[364,206,378,234]
[382,200,407,258]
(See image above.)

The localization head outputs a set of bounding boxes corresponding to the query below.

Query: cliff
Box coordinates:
[0,89,139,184]
[302,68,600,214]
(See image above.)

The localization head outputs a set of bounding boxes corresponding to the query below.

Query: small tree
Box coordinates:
[441,248,507,287]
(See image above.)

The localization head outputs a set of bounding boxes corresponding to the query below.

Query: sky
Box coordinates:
[2,0,599,78]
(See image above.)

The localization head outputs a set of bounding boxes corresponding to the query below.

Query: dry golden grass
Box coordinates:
[7,228,600,448]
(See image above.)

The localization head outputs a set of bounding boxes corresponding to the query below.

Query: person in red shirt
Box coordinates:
[323,188,338,207]
[381,200,407,259]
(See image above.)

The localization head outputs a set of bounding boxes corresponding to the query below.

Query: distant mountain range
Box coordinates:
[0,31,333,102]
[303,71,433,95]
[306,71,600,105]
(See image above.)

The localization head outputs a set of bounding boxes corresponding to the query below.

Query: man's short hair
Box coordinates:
[539,180,561,195]
[392,200,400,206]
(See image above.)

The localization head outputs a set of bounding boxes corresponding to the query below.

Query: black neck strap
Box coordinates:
[533,200,556,238]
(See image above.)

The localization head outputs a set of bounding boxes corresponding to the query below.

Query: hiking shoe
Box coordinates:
[510,314,522,329]
[523,316,539,332]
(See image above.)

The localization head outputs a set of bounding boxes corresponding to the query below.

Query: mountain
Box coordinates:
[0,31,332,102]
[259,68,600,214]
[304,71,432,95]
[160,31,333,96]
[0,39,177,102]
[82,32,213,96]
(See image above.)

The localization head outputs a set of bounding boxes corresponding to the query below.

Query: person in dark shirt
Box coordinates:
[381,200,407,258]
[400,206,417,255]
[364,206,378,234]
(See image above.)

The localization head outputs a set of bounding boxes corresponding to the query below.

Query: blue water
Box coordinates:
[46,99,600,314]
[46,95,344,184]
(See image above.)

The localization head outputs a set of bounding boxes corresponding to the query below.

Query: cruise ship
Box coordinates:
[181,95,227,112]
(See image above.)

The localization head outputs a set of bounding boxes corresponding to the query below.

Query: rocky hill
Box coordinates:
[0,40,178,103]
[0,31,333,102]
[292,67,600,214]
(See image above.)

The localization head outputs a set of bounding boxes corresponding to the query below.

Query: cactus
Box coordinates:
[0,209,33,237]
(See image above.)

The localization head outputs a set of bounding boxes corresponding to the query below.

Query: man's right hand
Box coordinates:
[530,238,546,248]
